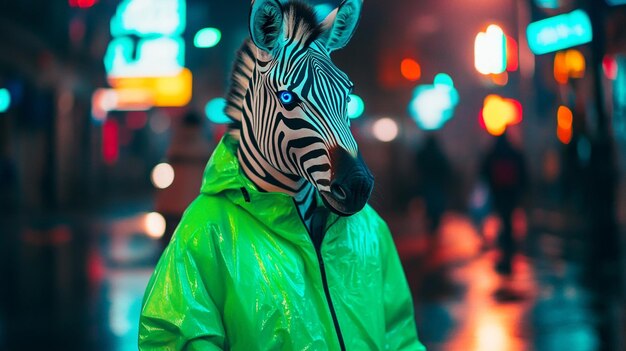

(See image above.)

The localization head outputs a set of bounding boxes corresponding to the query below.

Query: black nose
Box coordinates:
[329,174,373,210]
[328,147,374,212]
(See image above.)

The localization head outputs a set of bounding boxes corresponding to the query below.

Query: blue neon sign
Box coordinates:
[105,0,186,78]
[527,9,592,55]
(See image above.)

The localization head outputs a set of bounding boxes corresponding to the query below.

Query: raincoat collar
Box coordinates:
[200,134,338,245]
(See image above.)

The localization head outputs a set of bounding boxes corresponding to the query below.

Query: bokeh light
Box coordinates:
[475,24,506,75]
[526,9,592,55]
[372,117,399,142]
[0,88,11,113]
[205,98,231,124]
[347,94,365,119]
[434,73,454,87]
[151,163,175,189]
[102,118,119,165]
[144,212,166,239]
[506,36,519,71]
[409,73,459,130]
[480,94,522,136]
[69,0,98,8]
[400,58,421,81]
[491,72,509,86]
[557,105,573,144]
[194,27,221,48]
[603,55,618,80]
[554,49,585,85]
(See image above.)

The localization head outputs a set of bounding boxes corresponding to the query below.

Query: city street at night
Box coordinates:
[1,0,626,350]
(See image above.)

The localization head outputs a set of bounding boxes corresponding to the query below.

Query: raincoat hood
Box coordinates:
[199,134,327,240]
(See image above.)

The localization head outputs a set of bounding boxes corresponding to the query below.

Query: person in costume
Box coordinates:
[139,1,425,349]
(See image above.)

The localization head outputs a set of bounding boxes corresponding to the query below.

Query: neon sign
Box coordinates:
[526,9,592,55]
[105,0,186,78]
[96,0,191,114]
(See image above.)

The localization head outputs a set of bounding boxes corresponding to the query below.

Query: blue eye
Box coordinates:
[279,91,294,104]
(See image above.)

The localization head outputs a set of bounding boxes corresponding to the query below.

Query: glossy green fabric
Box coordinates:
[139,135,426,351]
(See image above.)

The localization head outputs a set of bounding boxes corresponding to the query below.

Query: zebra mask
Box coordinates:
[225,0,374,221]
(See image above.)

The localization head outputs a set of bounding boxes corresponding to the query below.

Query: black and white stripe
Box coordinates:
[225,1,361,231]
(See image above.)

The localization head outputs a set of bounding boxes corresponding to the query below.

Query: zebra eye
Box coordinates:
[278,91,296,105]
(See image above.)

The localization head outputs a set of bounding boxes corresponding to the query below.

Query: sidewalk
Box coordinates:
[389,209,616,351]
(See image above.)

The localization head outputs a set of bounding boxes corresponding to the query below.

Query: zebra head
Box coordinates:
[229,0,373,217]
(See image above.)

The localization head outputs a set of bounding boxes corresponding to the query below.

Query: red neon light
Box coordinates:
[102,119,119,165]
[69,0,97,8]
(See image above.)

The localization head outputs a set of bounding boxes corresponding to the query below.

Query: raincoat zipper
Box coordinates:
[307,205,346,351]
[315,243,346,351]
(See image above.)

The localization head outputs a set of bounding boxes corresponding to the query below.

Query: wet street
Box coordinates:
[2,201,623,350]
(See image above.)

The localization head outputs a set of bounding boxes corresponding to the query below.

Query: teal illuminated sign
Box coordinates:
[105,0,186,78]
[527,9,592,55]
[110,0,185,37]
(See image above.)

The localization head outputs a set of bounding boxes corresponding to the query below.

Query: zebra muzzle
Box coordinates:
[321,148,374,216]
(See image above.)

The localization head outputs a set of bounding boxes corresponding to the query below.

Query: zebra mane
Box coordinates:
[225,1,323,139]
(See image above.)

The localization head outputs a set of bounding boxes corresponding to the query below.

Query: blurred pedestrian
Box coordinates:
[480,133,528,277]
[154,111,214,249]
[414,134,453,234]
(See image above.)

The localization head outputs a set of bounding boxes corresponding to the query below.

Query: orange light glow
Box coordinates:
[554,51,568,85]
[557,105,573,129]
[92,88,154,118]
[554,49,585,85]
[566,50,585,78]
[557,127,572,144]
[108,68,193,107]
[400,58,421,81]
[481,95,522,136]
[557,105,573,144]
[490,71,509,86]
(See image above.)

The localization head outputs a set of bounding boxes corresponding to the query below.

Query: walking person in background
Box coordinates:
[480,133,528,282]
[414,134,453,235]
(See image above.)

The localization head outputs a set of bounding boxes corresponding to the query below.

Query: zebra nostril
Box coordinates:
[330,183,348,201]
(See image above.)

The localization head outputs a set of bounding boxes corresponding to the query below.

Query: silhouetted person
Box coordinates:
[481,134,528,277]
[414,135,453,234]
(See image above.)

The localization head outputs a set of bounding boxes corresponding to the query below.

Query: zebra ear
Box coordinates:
[319,0,362,52]
[249,0,284,54]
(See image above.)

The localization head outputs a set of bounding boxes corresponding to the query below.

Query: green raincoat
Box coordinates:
[139,135,426,350]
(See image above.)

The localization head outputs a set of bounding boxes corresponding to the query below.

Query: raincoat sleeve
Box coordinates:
[380,222,427,351]
[139,218,225,351]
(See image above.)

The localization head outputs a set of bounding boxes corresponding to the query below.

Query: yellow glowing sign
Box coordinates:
[108,68,192,107]
[96,0,191,113]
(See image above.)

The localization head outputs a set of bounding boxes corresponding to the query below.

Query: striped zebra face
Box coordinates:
[243,0,373,215]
